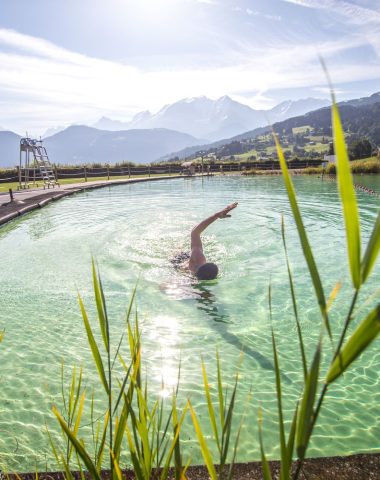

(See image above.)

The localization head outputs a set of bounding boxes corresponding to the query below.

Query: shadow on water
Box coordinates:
[191,282,291,383]
[165,254,291,382]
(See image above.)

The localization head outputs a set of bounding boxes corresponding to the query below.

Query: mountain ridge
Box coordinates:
[92,95,330,141]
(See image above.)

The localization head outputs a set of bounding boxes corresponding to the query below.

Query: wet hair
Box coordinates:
[196,262,219,280]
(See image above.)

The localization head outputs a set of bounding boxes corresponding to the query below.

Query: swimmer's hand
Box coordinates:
[216,202,238,218]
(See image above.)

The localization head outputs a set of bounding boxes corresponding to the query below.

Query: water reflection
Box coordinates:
[191,282,229,323]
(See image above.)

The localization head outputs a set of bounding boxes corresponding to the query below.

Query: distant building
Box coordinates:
[324,154,336,163]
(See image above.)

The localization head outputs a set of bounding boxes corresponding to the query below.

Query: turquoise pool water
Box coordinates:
[0,175,379,471]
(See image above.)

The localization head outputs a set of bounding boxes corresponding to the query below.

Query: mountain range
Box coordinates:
[92,96,329,141]
[0,92,379,168]
[162,92,380,160]
[0,127,201,167]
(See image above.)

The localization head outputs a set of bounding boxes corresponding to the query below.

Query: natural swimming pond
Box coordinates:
[0,175,379,471]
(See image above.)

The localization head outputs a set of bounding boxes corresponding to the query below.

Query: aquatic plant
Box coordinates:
[51,261,188,480]
[257,91,380,479]
[189,352,245,480]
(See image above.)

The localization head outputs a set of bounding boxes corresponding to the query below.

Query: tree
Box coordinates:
[349,138,373,160]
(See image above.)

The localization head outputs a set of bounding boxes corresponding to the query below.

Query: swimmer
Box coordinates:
[188,202,238,280]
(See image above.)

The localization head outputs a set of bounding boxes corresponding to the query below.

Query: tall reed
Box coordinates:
[257,89,380,479]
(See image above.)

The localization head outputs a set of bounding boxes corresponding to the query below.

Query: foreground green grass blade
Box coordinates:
[160,402,189,480]
[274,133,331,337]
[221,373,238,466]
[326,303,380,383]
[331,98,361,289]
[201,359,221,454]
[271,330,289,479]
[92,259,109,353]
[53,406,102,480]
[78,294,109,395]
[189,401,217,480]
[286,403,298,464]
[258,407,272,480]
[281,216,308,380]
[361,211,380,283]
[216,350,225,431]
[296,341,321,461]
[96,411,109,471]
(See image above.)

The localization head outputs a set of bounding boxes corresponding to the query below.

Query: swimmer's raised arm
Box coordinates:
[188,202,238,279]
[191,202,238,247]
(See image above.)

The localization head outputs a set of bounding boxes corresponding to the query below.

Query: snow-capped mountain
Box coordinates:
[93,96,329,141]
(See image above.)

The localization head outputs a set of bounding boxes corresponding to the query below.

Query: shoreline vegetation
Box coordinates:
[1,100,380,479]
[242,156,380,176]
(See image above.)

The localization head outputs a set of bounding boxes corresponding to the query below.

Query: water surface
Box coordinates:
[0,175,379,470]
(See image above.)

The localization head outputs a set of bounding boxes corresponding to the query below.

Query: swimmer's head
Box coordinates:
[196,262,219,281]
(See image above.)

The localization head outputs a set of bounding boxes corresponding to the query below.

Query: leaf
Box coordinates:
[281,216,308,379]
[271,330,288,479]
[274,133,331,337]
[92,258,109,353]
[53,406,102,480]
[326,282,342,313]
[286,403,298,465]
[188,401,217,480]
[78,293,109,395]
[296,341,321,461]
[216,350,225,430]
[258,407,272,480]
[110,450,124,480]
[221,374,238,466]
[0,329,4,343]
[201,359,221,453]
[160,402,189,480]
[96,410,109,471]
[361,210,380,283]
[331,98,361,288]
[326,303,380,383]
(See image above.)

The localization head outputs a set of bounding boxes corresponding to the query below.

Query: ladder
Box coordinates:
[19,137,59,189]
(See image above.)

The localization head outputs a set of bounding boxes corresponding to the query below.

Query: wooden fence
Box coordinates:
[0,160,323,184]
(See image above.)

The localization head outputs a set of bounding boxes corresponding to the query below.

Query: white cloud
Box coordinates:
[0,28,379,133]
[195,0,218,4]
[282,0,380,25]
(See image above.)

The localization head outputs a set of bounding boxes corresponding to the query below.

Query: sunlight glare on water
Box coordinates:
[0,175,379,471]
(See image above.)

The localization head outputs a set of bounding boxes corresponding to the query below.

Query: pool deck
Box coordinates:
[0,174,205,227]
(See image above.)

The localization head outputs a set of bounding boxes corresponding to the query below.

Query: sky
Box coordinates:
[0,0,379,135]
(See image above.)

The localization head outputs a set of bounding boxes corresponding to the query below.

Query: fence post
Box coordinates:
[169,165,171,176]
[128,166,131,179]
[148,166,151,178]
[9,188,14,202]
[107,165,110,181]
[17,166,21,188]
[84,166,87,182]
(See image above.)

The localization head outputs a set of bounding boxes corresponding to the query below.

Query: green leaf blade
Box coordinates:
[331,101,361,288]
[274,133,330,337]
[326,303,380,383]
[296,341,321,461]
[92,259,109,353]
[78,294,109,395]
[361,211,380,283]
